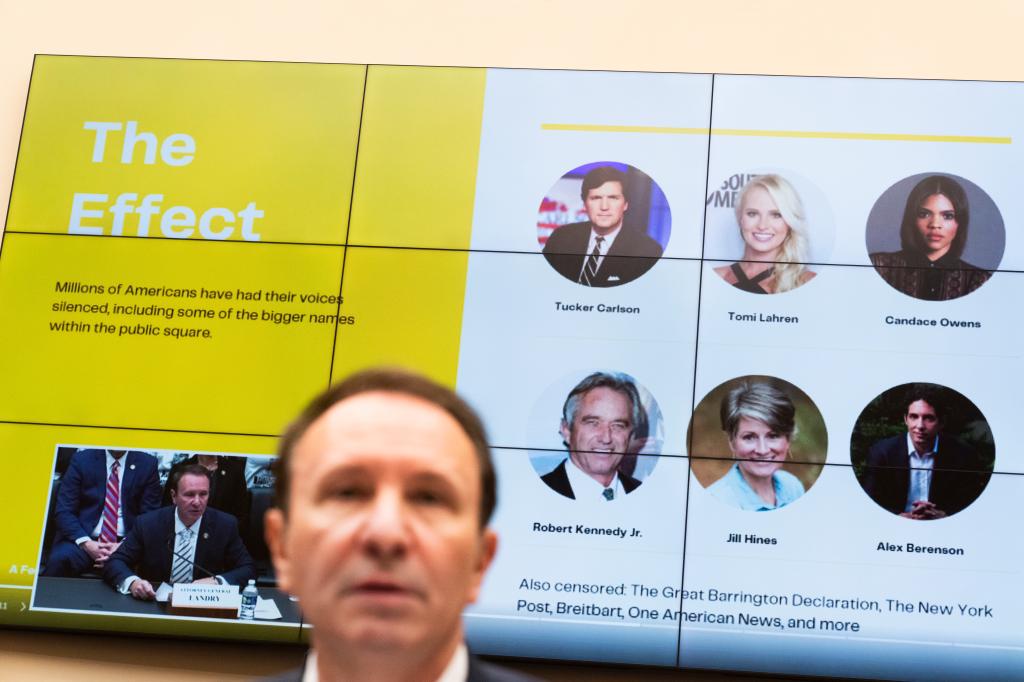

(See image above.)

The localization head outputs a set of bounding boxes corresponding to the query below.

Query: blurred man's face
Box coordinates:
[584,181,629,235]
[561,387,634,487]
[266,392,496,659]
[171,473,210,527]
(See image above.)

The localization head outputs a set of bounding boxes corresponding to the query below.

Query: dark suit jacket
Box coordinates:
[104,506,255,589]
[540,459,641,500]
[53,449,161,543]
[260,653,540,681]
[860,434,991,516]
[542,221,663,287]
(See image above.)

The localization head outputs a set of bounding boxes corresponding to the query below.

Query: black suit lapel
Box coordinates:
[161,508,176,583]
[193,512,214,579]
[120,452,136,504]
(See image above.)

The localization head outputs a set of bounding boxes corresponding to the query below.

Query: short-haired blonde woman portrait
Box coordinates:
[689,376,827,512]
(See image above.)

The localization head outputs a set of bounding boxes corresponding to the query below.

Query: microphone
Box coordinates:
[165,531,218,583]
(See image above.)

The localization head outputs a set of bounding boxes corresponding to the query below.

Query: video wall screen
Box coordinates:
[1,56,1021,680]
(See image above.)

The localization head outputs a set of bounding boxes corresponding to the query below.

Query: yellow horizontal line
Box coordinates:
[542,123,707,135]
[540,123,1011,144]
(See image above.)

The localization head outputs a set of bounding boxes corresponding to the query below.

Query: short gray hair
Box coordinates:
[562,372,648,439]
[720,381,796,439]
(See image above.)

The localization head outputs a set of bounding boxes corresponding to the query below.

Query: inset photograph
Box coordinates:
[528,370,663,501]
[866,173,1004,301]
[538,162,670,287]
[689,376,827,511]
[850,383,995,520]
[705,170,833,294]
[33,446,297,623]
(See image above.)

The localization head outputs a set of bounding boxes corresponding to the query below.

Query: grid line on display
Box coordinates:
[326,64,370,386]
[8,232,1024,279]
[0,56,37,267]
[676,71,717,667]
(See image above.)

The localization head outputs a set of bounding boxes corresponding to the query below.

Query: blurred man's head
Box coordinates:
[265,368,497,678]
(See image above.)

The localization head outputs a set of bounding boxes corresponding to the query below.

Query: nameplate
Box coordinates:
[171,583,241,610]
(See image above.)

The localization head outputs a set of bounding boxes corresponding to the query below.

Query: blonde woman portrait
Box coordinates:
[713,174,816,294]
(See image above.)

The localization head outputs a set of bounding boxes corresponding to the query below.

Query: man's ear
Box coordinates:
[559,420,571,447]
[263,508,292,594]
[467,528,498,604]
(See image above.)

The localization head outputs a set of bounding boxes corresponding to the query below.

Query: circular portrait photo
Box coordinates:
[537,162,670,287]
[850,382,995,520]
[689,376,827,511]
[704,170,833,295]
[528,370,664,502]
[866,173,1004,301]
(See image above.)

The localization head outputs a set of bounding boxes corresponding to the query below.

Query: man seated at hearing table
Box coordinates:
[104,464,255,599]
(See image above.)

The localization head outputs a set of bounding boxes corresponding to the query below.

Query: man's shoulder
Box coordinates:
[613,226,663,257]
[938,436,980,464]
[135,505,174,530]
[621,470,642,493]
[540,459,574,499]
[126,450,159,468]
[469,655,543,682]
[541,459,568,480]
[868,435,904,458]
[68,449,104,468]
[202,507,240,534]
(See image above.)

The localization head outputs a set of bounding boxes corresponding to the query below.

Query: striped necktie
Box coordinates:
[170,529,194,585]
[579,236,605,286]
[100,460,120,543]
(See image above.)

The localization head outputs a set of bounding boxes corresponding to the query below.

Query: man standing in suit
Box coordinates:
[541,372,647,501]
[542,165,663,287]
[263,369,536,682]
[104,464,254,599]
[861,389,991,520]
[43,449,161,577]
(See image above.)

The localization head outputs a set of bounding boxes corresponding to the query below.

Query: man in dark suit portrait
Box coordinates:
[263,369,537,682]
[541,372,648,502]
[43,448,161,577]
[104,464,254,599]
[542,165,663,287]
[860,389,991,520]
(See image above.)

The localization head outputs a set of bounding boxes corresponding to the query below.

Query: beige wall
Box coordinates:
[3,0,1024,225]
[2,0,1022,678]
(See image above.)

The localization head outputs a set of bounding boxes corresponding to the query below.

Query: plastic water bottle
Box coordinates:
[240,579,258,620]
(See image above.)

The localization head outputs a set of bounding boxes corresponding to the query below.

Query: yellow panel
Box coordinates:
[347,65,487,249]
[332,247,469,386]
[0,234,344,434]
[8,56,364,245]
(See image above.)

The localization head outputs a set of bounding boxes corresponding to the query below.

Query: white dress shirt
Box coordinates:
[566,457,624,501]
[80,450,127,544]
[301,642,468,682]
[904,433,938,512]
[577,224,622,280]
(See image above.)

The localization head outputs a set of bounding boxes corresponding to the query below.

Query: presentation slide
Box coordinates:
[1,56,1021,680]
